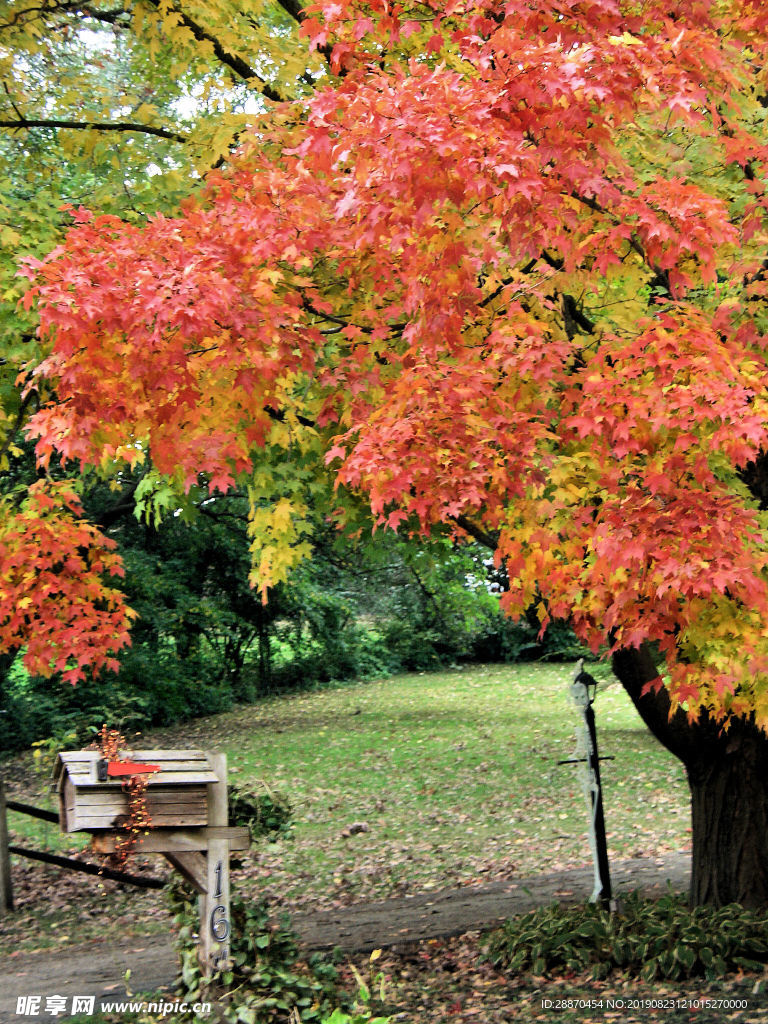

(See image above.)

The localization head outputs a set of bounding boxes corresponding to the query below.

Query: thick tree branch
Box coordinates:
[450,514,499,551]
[94,477,142,529]
[0,1,128,32]
[270,0,335,70]
[539,250,565,272]
[69,3,127,25]
[142,0,285,102]
[0,386,38,470]
[264,404,316,429]
[560,292,595,338]
[478,274,517,308]
[611,644,713,765]
[274,0,306,22]
[0,116,188,142]
[740,450,768,510]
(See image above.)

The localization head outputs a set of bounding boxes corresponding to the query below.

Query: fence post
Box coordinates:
[0,781,14,913]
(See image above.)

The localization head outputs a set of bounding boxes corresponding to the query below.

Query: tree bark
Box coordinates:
[612,644,768,909]
[687,723,768,908]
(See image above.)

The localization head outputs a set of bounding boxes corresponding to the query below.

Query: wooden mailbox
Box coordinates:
[53,748,249,975]
[54,749,216,833]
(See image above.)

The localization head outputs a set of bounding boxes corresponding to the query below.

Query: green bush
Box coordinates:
[0,664,70,753]
[168,879,338,1022]
[484,892,768,981]
[264,570,398,694]
[228,782,293,841]
[535,618,593,662]
[0,636,235,756]
[167,880,394,1024]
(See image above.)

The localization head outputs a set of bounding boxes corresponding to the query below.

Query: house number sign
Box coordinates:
[201,754,232,974]
[210,858,230,965]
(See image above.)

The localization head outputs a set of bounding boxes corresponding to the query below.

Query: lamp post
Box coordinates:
[564,659,612,905]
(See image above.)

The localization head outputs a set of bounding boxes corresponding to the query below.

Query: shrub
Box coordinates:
[0,666,70,753]
[0,640,234,756]
[228,782,293,841]
[168,881,394,1024]
[484,892,768,981]
[168,879,338,1022]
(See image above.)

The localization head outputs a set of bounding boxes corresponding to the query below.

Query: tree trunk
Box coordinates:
[687,721,768,908]
[612,645,768,909]
[0,649,17,710]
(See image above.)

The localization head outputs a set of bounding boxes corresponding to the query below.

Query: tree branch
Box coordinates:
[0,1,128,32]
[560,292,595,338]
[1,80,24,122]
[0,387,38,471]
[270,0,335,70]
[611,644,709,765]
[78,4,127,24]
[142,0,285,102]
[740,450,768,511]
[264,404,316,429]
[450,514,499,551]
[273,0,306,22]
[0,117,188,143]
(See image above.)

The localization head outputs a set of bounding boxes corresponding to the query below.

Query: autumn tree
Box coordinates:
[0,0,327,683]
[19,0,768,906]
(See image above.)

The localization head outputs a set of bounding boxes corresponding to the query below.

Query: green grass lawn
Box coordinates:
[151,661,689,910]
[0,662,715,1024]
[3,662,690,916]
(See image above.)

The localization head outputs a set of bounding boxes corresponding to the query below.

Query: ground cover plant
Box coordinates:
[485,892,768,980]
[339,938,768,1024]
[167,879,342,1023]
[19,940,768,1024]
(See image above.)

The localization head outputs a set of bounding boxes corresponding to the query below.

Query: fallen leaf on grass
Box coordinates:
[340,822,370,838]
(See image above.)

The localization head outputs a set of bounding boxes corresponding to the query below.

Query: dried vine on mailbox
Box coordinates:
[94,724,159,868]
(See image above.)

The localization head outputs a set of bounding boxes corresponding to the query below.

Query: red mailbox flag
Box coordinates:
[106,762,160,777]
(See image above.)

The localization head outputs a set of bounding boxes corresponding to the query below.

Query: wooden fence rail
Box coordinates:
[7,844,166,889]
[6,799,59,824]
[0,781,166,915]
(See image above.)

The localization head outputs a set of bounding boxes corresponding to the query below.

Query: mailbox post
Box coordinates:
[202,753,231,971]
[54,748,247,976]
